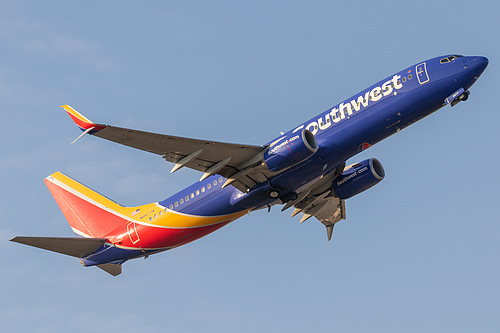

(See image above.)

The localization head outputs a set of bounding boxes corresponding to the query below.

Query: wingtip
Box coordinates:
[61,105,106,132]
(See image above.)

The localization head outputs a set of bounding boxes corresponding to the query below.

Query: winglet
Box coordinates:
[61,105,107,132]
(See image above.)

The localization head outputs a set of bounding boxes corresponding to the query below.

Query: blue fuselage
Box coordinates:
[159,55,488,217]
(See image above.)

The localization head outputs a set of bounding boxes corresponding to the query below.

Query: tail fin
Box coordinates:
[45,172,129,238]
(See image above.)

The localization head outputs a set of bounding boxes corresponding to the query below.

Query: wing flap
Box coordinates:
[95,125,270,191]
[291,194,346,241]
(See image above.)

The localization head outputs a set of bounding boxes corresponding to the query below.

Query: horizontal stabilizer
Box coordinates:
[10,236,106,258]
[97,263,122,276]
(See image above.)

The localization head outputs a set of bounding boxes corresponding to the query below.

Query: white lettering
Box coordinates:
[292,125,304,133]
[306,121,318,135]
[336,166,369,186]
[351,92,370,112]
[392,74,403,89]
[382,80,393,96]
[294,73,405,134]
[318,114,331,130]
[330,108,341,123]
[339,102,352,118]
[268,135,300,155]
[370,87,382,102]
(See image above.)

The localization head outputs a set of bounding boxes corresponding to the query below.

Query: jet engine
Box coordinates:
[332,158,385,199]
[263,129,318,172]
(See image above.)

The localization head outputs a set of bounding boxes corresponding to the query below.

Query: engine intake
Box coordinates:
[332,158,385,199]
[264,129,318,172]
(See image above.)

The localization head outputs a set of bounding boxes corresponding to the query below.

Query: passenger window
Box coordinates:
[174,202,179,207]
[180,199,184,204]
[169,204,173,209]
[185,196,189,202]
[201,187,205,193]
[191,193,194,198]
[207,183,211,190]
[219,177,223,183]
[408,74,412,80]
[402,77,406,83]
[196,190,200,195]
[213,180,217,186]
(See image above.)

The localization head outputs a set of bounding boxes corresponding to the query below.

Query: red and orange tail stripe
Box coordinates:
[61,105,106,131]
[45,172,248,249]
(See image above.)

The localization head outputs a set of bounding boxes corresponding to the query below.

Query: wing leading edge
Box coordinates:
[61,105,348,240]
[61,105,270,192]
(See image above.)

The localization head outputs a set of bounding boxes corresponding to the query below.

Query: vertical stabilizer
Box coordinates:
[45,172,129,238]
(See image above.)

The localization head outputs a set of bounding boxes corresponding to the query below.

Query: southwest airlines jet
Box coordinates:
[11,55,488,276]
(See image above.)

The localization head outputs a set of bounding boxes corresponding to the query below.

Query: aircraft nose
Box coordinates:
[468,56,489,75]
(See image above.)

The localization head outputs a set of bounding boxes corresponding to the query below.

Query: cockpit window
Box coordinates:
[440,55,464,64]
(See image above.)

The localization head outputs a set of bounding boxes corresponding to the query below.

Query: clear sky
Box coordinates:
[1,1,499,332]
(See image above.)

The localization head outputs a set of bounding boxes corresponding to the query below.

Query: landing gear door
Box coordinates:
[416,63,429,84]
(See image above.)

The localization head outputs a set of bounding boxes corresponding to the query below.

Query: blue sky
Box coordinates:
[1,1,499,332]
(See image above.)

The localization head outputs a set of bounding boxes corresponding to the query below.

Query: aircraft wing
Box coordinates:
[290,194,346,241]
[62,105,269,192]
[281,164,347,241]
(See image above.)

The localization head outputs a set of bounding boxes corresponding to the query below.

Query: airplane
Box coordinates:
[11,55,488,276]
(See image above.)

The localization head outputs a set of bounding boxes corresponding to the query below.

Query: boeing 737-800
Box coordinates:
[11,55,488,276]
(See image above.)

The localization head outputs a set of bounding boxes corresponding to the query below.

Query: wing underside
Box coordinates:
[281,164,347,241]
[62,105,270,192]
[62,105,348,240]
[92,125,271,191]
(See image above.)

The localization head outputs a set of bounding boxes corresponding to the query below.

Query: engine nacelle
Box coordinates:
[332,158,385,199]
[264,129,318,172]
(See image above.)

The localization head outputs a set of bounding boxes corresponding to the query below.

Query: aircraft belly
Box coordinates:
[82,218,239,266]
